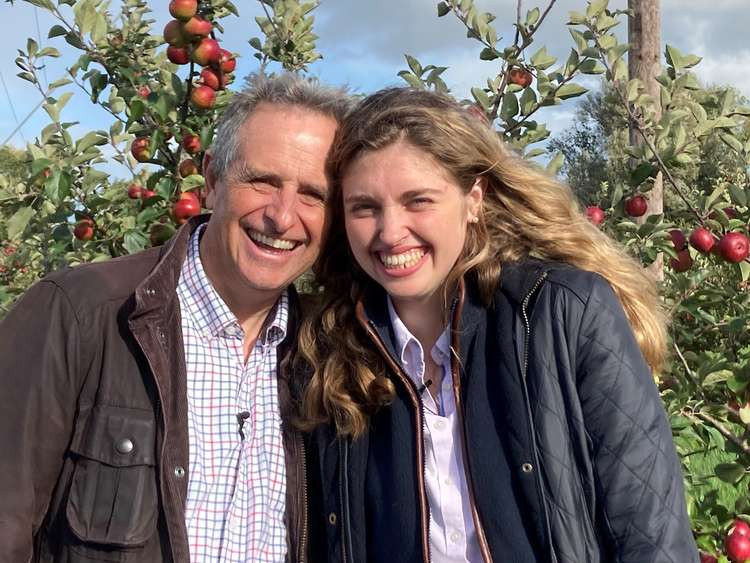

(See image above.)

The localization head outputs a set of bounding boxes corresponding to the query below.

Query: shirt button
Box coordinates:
[115,438,134,454]
[450,531,461,543]
[228,517,241,531]
[174,466,186,478]
[443,477,451,486]
[522,462,534,473]
[434,420,446,430]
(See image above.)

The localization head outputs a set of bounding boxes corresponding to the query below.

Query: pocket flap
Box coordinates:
[70,405,155,467]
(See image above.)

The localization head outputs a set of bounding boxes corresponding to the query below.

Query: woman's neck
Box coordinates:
[391,293,447,353]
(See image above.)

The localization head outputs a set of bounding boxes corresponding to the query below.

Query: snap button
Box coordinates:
[115,438,134,454]
[521,462,534,473]
[145,288,155,296]
[174,465,186,478]
[158,328,166,341]
[328,512,337,525]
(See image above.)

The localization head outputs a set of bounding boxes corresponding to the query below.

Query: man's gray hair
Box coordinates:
[209,72,352,180]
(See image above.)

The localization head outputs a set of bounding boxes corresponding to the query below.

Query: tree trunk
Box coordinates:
[628,0,663,280]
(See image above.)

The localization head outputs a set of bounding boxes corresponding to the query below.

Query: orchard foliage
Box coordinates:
[1,0,749,559]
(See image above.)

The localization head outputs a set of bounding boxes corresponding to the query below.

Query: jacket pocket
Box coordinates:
[65,405,158,548]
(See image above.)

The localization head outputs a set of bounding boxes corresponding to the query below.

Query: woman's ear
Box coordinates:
[466,177,485,222]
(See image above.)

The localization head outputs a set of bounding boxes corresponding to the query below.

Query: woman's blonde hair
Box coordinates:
[297,87,667,437]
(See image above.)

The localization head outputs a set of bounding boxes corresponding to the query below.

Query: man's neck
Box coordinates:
[198,227,281,347]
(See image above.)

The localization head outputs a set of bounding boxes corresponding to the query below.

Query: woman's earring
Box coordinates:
[470,216,480,224]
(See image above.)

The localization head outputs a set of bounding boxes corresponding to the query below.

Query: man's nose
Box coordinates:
[377,206,408,246]
[265,189,296,233]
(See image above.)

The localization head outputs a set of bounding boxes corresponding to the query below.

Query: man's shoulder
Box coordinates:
[43,246,165,310]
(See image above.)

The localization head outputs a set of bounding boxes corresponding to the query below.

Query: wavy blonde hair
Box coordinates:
[297,87,667,438]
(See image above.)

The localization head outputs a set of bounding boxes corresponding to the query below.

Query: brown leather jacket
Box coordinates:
[0,216,308,562]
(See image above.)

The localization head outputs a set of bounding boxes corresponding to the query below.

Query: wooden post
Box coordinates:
[628,0,663,279]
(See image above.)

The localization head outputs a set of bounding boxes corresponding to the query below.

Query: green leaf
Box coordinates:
[437,2,451,17]
[586,0,608,19]
[720,132,744,153]
[740,405,750,425]
[26,0,54,8]
[76,131,107,152]
[665,44,684,69]
[48,24,68,38]
[7,206,34,239]
[519,87,537,116]
[479,47,499,60]
[567,11,586,25]
[249,37,263,50]
[398,71,423,89]
[471,87,490,110]
[499,92,518,121]
[555,83,588,100]
[44,170,71,204]
[530,47,556,70]
[740,262,750,282]
[569,29,587,52]
[715,463,745,484]
[578,59,605,74]
[728,184,747,207]
[123,229,149,255]
[629,163,655,187]
[525,7,540,26]
[405,54,422,77]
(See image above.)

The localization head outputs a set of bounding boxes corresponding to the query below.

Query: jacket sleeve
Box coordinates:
[0,279,86,563]
[575,275,698,563]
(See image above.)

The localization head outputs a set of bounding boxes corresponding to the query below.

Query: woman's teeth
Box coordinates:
[248,230,296,250]
[379,249,425,269]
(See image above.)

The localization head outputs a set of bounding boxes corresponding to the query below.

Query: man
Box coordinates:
[0,73,350,562]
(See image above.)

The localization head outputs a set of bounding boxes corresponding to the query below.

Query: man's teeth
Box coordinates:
[380,249,425,269]
[248,230,296,250]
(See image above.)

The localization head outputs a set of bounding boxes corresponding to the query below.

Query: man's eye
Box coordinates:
[300,190,326,204]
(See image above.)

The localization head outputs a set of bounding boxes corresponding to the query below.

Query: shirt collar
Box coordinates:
[387,296,451,371]
[178,223,288,344]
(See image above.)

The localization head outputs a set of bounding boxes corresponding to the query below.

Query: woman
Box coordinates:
[297,88,698,563]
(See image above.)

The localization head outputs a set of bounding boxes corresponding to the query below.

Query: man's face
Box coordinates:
[202,103,338,302]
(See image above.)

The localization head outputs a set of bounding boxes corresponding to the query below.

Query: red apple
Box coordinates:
[689,227,715,254]
[586,205,605,226]
[141,189,157,201]
[73,219,94,241]
[669,229,687,251]
[181,134,202,154]
[192,38,221,66]
[669,249,693,273]
[218,49,236,73]
[508,67,533,88]
[163,20,186,47]
[169,0,197,21]
[200,67,225,90]
[717,232,749,263]
[190,85,216,109]
[127,184,143,199]
[624,195,648,217]
[173,192,202,224]
[726,531,750,562]
[183,15,212,39]
[699,553,718,563]
[137,85,151,99]
[709,207,738,221]
[167,46,190,65]
[731,519,750,538]
[130,137,151,162]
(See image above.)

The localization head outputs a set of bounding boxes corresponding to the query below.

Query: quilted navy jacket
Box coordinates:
[306,260,699,563]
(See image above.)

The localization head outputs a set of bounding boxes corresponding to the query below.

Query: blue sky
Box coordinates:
[1,0,748,180]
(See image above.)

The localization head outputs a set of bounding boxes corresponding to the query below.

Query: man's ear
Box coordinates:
[203,152,217,210]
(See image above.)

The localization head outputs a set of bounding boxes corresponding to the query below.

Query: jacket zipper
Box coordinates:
[298,431,309,563]
[361,318,432,563]
[519,272,559,563]
[448,295,493,563]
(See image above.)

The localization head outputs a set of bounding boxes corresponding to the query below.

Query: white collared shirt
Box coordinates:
[177,224,288,562]
[387,297,482,563]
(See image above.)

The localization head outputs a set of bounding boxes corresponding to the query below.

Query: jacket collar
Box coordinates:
[497,257,553,305]
[130,214,210,321]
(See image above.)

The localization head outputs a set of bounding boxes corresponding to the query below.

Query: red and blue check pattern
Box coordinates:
[177,225,288,562]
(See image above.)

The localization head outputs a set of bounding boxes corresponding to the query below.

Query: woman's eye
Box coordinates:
[409,198,432,207]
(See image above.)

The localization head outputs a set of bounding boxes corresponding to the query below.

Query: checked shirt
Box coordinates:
[176,224,288,562]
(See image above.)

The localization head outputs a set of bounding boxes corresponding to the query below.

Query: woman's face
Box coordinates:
[341,139,482,311]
